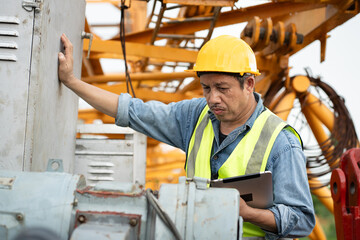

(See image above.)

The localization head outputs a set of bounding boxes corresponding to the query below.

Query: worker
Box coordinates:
[58,33,315,239]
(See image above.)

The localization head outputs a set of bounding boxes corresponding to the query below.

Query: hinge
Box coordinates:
[22,0,41,13]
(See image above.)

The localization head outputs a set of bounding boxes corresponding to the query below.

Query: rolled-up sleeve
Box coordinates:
[264,129,316,239]
[115,93,132,127]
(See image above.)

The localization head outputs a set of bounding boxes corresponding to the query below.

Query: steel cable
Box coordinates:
[120,0,136,97]
[263,69,358,189]
[145,189,183,240]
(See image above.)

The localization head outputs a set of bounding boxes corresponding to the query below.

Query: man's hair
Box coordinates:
[196,71,254,89]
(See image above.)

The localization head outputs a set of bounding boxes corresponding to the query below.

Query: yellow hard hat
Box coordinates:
[190,35,260,76]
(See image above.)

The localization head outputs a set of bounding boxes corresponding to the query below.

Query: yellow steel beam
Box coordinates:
[88,53,141,61]
[291,75,310,93]
[267,90,285,110]
[86,0,129,4]
[124,2,325,43]
[305,93,335,131]
[272,91,296,120]
[290,3,358,56]
[274,0,341,3]
[83,54,280,85]
[82,71,197,84]
[178,78,201,94]
[301,101,329,146]
[309,177,334,213]
[308,215,327,240]
[146,162,185,172]
[83,39,198,63]
[93,83,192,103]
[255,74,275,97]
[163,0,236,6]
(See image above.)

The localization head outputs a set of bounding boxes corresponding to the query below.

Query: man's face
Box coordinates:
[200,73,254,124]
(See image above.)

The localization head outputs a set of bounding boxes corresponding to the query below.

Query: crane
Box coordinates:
[79,1,360,239]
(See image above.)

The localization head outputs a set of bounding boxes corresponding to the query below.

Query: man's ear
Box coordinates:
[244,76,255,93]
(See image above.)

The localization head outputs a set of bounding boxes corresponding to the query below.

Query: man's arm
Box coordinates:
[265,129,316,238]
[240,198,277,233]
[58,34,118,118]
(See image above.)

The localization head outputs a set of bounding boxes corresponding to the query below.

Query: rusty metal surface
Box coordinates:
[72,211,141,240]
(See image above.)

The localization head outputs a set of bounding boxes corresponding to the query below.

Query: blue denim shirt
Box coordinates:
[115,92,315,239]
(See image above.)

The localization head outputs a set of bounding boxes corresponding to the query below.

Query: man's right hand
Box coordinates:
[57,33,119,118]
[58,33,76,86]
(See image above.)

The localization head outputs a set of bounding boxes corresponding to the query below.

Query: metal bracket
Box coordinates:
[193,177,210,190]
[182,177,210,189]
[22,0,41,13]
[0,210,25,222]
[81,31,93,59]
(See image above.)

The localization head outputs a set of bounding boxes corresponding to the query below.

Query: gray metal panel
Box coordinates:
[0,0,86,171]
[156,177,240,240]
[0,0,35,169]
[71,222,134,240]
[75,124,147,186]
[24,0,85,172]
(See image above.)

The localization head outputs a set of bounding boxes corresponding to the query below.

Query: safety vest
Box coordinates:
[186,105,301,237]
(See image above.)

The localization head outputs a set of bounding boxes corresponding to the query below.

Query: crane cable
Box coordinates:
[120,0,136,97]
[263,69,358,189]
[303,69,358,187]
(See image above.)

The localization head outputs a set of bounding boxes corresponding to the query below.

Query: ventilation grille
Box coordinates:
[0,16,20,62]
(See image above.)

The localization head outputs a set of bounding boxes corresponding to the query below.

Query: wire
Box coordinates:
[120,0,136,97]
[145,189,183,240]
[263,69,359,189]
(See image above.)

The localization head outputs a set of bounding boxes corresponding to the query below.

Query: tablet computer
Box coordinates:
[210,171,273,209]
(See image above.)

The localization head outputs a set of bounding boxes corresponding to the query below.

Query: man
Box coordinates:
[58,34,315,239]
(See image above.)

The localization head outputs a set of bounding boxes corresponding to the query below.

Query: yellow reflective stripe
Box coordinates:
[243,111,273,174]
[186,105,211,177]
[260,120,287,172]
[245,113,287,174]
[194,120,213,179]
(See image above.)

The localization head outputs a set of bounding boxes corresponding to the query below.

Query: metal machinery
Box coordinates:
[0,163,241,239]
[1,0,360,239]
[0,0,85,171]
[331,148,360,240]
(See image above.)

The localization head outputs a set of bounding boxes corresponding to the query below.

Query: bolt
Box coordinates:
[129,218,138,227]
[16,213,24,221]
[73,198,78,207]
[78,215,86,224]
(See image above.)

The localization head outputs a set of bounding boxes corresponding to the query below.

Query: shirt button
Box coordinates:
[213,155,218,160]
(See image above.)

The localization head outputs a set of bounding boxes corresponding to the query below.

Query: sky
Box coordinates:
[289,13,360,137]
[85,2,360,136]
